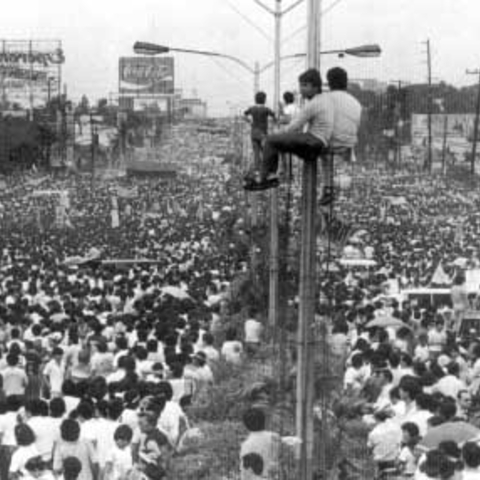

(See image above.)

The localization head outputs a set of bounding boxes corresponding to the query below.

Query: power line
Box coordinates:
[282,0,347,45]
[222,0,274,43]
[208,57,253,93]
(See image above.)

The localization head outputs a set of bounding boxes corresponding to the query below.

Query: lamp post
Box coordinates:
[133,41,381,97]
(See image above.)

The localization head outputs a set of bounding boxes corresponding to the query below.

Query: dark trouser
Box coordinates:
[261,131,327,178]
[251,137,264,170]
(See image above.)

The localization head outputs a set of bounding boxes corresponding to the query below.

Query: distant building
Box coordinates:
[179,98,208,119]
[351,78,388,93]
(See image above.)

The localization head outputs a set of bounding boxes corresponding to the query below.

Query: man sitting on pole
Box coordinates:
[244,67,361,206]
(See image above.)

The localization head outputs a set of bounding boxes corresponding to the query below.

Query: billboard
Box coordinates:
[0,40,64,109]
[411,114,479,156]
[119,57,174,95]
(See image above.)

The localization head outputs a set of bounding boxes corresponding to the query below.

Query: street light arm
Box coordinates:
[257,44,381,74]
[170,47,255,74]
[282,0,305,16]
[258,52,305,74]
[133,41,254,74]
[253,0,275,15]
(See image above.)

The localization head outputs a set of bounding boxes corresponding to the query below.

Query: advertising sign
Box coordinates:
[119,57,174,95]
[0,39,64,109]
[411,113,479,156]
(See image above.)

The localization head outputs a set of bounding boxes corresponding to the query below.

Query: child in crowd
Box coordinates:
[104,425,133,480]
[396,422,421,478]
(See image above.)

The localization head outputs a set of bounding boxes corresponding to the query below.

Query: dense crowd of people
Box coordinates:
[2,113,480,480]
[322,172,480,479]
[0,150,271,480]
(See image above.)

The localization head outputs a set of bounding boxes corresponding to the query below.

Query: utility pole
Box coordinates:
[90,111,96,188]
[467,69,480,175]
[424,39,433,172]
[252,0,306,332]
[268,0,281,332]
[297,1,321,478]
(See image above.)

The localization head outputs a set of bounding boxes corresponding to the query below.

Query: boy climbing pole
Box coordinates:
[244,91,276,176]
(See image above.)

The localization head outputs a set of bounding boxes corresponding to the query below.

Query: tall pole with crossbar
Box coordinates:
[268,0,282,332]
[296,0,321,478]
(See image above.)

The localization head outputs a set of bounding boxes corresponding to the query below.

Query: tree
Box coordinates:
[76,95,90,116]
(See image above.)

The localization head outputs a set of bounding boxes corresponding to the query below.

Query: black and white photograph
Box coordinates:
[0,1,479,479]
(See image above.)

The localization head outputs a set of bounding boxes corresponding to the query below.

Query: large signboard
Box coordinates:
[411,114,480,157]
[0,40,64,109]
[119,57,174,95]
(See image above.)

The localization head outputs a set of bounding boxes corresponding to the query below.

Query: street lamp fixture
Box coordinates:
[134,41,381,79]
[133,41,254,73]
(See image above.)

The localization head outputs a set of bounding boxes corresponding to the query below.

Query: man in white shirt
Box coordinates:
[244,68,333,192]
[26,399,59,463]
[43,347,65,397]
[3,354,27,397]
[367,411,402,476]
[319,67,362,205]
[433,362,466,400]
[244,317,263,356]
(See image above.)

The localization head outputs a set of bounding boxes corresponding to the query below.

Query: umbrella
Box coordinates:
[366,316,407,329]
[419,422,480,451]
[51,313,69,323]
[160,286,193,301]
[452,257,468,267]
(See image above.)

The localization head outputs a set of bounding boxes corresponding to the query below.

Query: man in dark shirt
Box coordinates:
[244,91,275,173]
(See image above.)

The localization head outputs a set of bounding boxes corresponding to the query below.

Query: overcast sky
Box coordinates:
[2,0,480,115]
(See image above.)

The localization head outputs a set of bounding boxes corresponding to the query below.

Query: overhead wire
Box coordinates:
[282,0,348,45]
[206,57,253,95]
[222,0,274,43]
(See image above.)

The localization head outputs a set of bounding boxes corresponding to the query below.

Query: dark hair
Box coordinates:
[399,376,422,401]
[50,398,66,418]
[401,421,420,439]
[156,381,173,402]
[439,400,457,421]
[114,424,133,443]
[421,449,456,479]
[76,400,94,420]
[60,419,81,442]
[327,67,348,90]
[463,442,480,468]
[25,457,45,473]
[243,408,265,432]
[255,91,267,105]
[242,453,264,476]
[52,347,64,356]
[203,332,214,346]
[108,398,125,421]
[283,91,295,104]
[378,369,393,383]
[26,399,48,417]
[15,423,35,446]
[62,379,77,397]
[351,353,364,369]
[6,354,18,367]
[447,362,460,377]
[299,68,322,91]
[63,456,82,480]
[147,339,158,353]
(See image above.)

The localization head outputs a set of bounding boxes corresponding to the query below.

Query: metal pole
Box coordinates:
[297,1,321,479]
[90,112,95,187]
[441,113,448,175]
[426,39,433,172]
[251,62,260,230]
[254,61,260,94]
[467,70,480,175]
[268,0,281,331]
